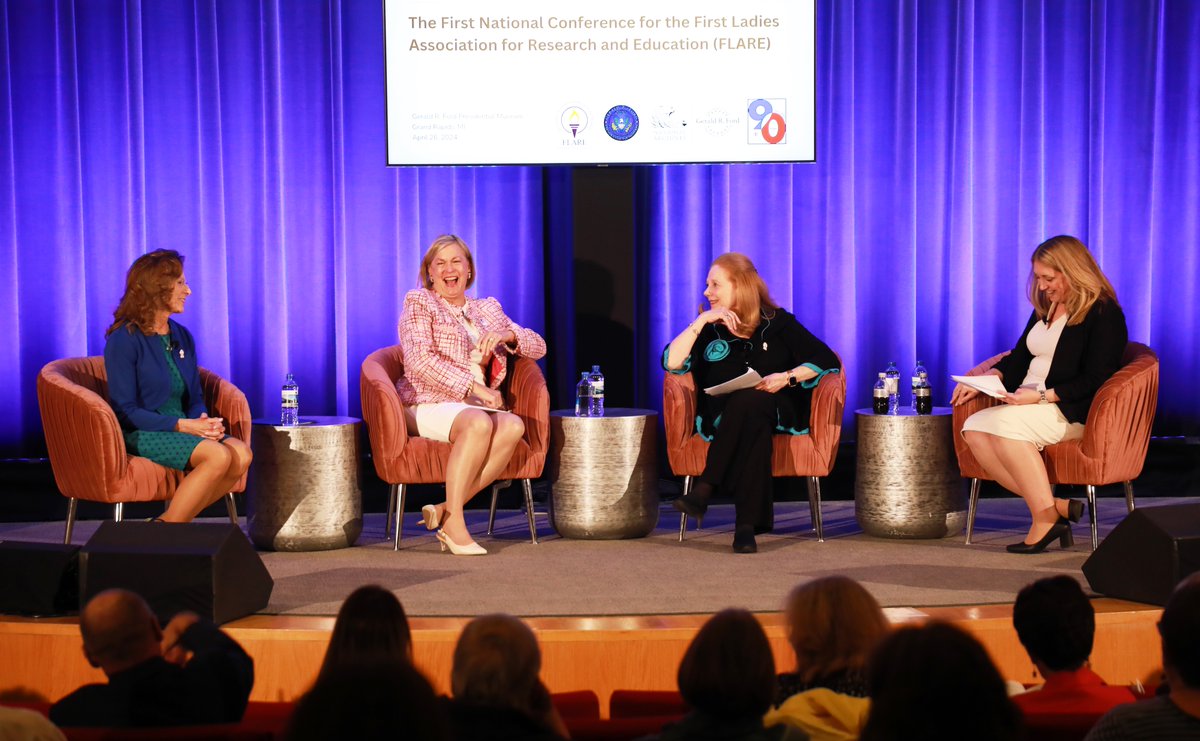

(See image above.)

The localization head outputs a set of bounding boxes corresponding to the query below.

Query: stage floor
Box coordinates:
[0,497,1177,709]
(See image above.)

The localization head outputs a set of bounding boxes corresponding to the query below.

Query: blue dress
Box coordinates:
[122,335,203,470]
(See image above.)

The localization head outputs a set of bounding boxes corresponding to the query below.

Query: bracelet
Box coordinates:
[1038,389,1047,404]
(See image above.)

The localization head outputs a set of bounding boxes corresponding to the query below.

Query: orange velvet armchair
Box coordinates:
[359,345,550,550]
[662,354,846,542]
[37,357,251,544]
[952,342,1159,550]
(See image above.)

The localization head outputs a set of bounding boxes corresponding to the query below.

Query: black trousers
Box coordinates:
[699,388,775,530]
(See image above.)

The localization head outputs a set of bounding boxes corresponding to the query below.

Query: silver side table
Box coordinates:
[548,408,659,539]
[854,408,965,538]
[247,416,362,551]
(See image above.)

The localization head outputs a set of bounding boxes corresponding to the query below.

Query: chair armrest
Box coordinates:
[662,371,698,450]
[359,358,410,472]
[807,360,846,463]
[37,363,127,501]
[199,368,252,444]
[1077,352,1159,470]
[506,356,550,455]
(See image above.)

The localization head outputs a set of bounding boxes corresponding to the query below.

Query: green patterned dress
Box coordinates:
[122,335,203,470]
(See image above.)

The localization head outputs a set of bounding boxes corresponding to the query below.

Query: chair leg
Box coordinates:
[1124,481,1136,512]
[1086,484,1099,551]
[64,498,78,545]
[385,483,396,538]
[488,480,513,536]
[392,484,406,551]
[114,502,124,522]
[677,475,692,543]
[225,493,238,524]
[522,479,538,545]
[965,478,981,545]
[808,476,824,542]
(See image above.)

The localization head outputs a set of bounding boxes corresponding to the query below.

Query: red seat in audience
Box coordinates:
[608,689,687,719]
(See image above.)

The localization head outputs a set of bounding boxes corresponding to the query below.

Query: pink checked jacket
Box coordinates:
[396,288,547,405]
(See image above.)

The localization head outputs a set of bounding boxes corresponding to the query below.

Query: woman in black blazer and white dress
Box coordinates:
[951,236,1127,554]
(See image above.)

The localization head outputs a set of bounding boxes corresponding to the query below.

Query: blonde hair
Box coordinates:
[419,234,476,291]
[1027,235,1119,326]
[709,252,779,334]
[785,576,890,684]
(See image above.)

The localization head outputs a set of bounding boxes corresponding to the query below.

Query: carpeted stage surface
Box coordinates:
[5,497,1185,618]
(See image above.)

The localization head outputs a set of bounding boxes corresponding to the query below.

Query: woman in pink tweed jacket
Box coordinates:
[396,235,547,555]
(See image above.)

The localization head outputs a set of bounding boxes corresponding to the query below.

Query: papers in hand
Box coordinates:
[704,368,763,396]
[950,374,1008,399]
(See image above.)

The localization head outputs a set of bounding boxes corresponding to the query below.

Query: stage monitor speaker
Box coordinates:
[0,541,80,616]
[80,522,273,624]
[1082,504,1200,606]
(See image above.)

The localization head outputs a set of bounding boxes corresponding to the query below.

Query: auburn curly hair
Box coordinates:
[105,250,185,337]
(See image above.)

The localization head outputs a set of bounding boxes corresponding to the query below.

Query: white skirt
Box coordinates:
[961,403,1085,451]
[406,402,475,443]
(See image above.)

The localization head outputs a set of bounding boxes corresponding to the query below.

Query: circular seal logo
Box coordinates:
[704,339,730,362]
[604,105,639,141]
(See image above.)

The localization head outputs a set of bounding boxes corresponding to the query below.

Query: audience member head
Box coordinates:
[860,621,1021,741]
[707,252,779,330]
[1160,572,1200,690]
[1027,235,1118,323]
[317,585,412,682]
[677,608,776,721]
[1012,575,1094,674]
[785,576,890,684]
[286,663,447,741]
[106,249,185,336]
[78,589,162,676]
[451,614,545,716]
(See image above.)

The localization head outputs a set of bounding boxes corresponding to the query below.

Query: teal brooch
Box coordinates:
[704,339,730,362]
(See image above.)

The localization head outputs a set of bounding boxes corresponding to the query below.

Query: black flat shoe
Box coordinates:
[1065,498,1084,523]
[1006,517,1074,554]
[732,526,757,554]
[673,494,708,520]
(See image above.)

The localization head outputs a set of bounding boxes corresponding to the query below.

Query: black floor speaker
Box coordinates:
[80,522,273,624]
[1082,504,1200,606]
[0,541,81,616]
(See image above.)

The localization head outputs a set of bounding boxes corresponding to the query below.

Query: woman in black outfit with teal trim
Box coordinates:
[664,252,839,553]
[104,250,252,522]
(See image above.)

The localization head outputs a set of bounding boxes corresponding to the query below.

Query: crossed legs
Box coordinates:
[434,410,525,546]
[963,431,1073,544]
[164,437,253,522]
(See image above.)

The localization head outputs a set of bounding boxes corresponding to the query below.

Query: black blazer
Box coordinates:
[992,300,1128,424]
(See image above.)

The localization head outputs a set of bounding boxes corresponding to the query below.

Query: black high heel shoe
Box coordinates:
[1006,517,1074,554]
[1064,498,1084,523]
[672,481,714,520]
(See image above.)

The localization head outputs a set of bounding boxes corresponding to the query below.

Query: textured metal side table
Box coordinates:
[548,409,659,539]
[854,408,965,538]
[247,416,363,551]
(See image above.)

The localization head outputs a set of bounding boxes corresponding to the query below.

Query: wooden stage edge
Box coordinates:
[1,598,1164,717]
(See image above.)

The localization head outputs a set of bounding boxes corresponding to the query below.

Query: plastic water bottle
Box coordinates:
[873,373,889,415]
[589,364,605,417]
[914,371,933,415]
[884,360,900,415]
[911,359,928,411]
[574,372,593,417]
[281,373,299,426]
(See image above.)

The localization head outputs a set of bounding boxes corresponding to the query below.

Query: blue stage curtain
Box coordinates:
[636,0,1200,436]
[0,0,546,453]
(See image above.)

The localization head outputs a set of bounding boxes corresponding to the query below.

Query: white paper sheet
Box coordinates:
[950,374,1009,399]
[704,368,764,396]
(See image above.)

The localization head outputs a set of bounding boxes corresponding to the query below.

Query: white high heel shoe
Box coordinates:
[436,529,487,556]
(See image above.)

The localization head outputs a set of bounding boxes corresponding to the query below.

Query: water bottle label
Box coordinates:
[885,378,898,395]
[591,379,604,396]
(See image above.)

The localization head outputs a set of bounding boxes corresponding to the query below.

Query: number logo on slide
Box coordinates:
[747,98,786,145]
[604,105,640,141]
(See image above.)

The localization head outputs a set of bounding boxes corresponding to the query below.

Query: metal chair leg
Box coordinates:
[808,476,824,542]
[64,498,78,544]
[384,483,396,538]
[965,478,981,544]
[677,476,692,542]
[523,479,538,545]
[1124,481,1136,512]
[392,484,406,551]
[225,493,238,524]
[114,502,124,522]
[488,480,514,536]
[1086,484,1099,551]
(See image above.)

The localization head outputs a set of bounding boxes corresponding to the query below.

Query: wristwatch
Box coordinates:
[787,370,798,387]
[1038,389,1048,404]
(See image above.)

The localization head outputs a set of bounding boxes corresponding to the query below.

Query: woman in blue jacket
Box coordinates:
[104,250,252,522]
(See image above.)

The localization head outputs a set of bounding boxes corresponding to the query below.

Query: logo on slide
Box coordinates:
[604,105,639,141]
[746,98,786,144]
[561,106,588,138]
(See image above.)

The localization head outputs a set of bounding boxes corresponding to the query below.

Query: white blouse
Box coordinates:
[1021,313,1069,390]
